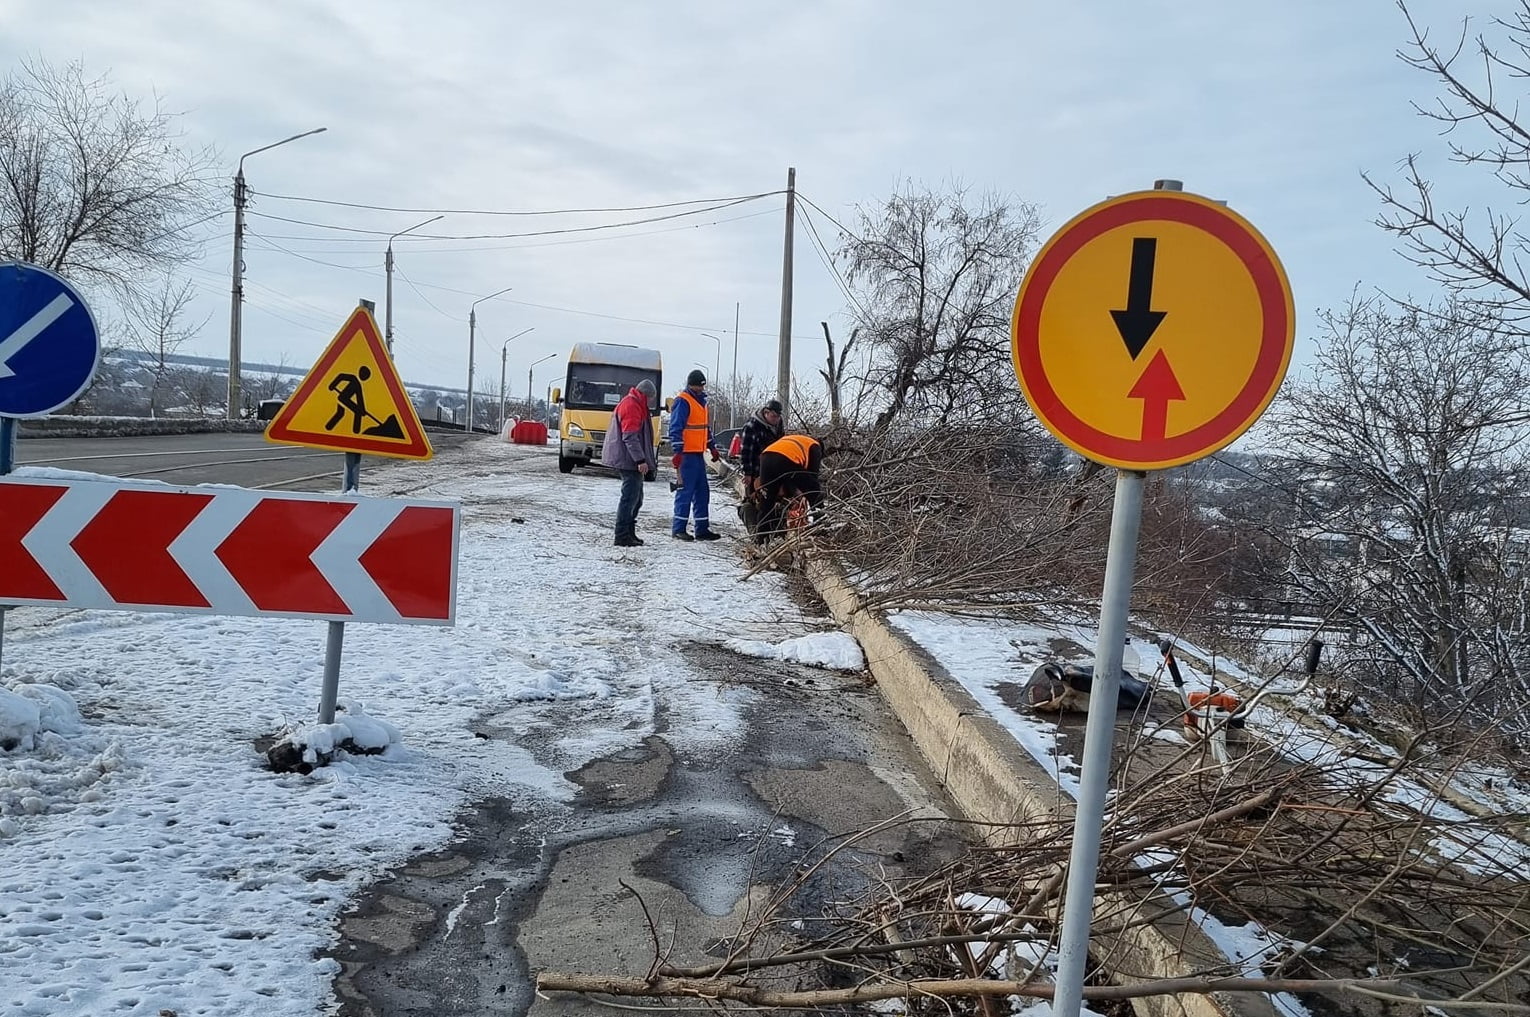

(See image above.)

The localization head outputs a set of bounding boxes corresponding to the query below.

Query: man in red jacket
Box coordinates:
[599,378,659,546]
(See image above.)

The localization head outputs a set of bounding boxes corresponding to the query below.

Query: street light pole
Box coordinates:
[498,327,535,427]
[700,332,723,425]
[227,127,327,420]
[467,286,512,433]
[384,214,443,357]
[528,353,558,420]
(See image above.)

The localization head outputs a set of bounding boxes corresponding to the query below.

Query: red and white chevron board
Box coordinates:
[0,477,459,625]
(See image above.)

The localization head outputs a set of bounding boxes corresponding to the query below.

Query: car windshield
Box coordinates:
[565,365,660,412]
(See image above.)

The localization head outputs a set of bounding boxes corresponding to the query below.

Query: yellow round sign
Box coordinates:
[1011,190,1294,470]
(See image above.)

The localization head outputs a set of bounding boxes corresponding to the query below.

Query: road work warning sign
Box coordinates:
[265,307,433,460]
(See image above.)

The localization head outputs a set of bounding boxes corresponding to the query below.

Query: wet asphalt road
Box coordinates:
[12,430,469,490]
[327,637,967,1016]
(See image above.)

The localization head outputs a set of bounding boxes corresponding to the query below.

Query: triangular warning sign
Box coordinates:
[265,307,433,460]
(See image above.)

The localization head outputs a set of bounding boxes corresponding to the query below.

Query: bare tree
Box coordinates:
[0,59,214,291]
[1262,296,1530,744]
[121,275,206,416]
[818,321,857,429]
[169,367,223,417]
[836,182,1042,434]
[246,355,296,404]
[1368,3,1530,320]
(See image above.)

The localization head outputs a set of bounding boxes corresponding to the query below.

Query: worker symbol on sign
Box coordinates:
[324,365,404,438]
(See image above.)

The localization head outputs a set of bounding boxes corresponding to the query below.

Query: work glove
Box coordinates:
[671,453,682,469]
[709,448,720,462]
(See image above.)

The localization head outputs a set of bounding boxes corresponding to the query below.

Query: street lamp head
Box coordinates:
[471,286,514,316]
[237,126,328,173]
[389,214,444,246]
[501,327,534,353]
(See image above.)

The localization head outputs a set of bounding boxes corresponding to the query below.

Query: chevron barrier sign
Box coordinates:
[0,477,459,624]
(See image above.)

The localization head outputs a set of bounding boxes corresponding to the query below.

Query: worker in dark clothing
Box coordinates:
[754,433,823,544]
[736,399,784,537]
[738,399,784,492]
[326,366,372,433]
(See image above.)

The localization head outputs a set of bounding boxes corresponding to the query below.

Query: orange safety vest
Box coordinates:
[764,434,818,468]
[676,390,709,452]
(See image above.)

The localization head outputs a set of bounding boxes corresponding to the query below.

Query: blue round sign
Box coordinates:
[0,262,101,417]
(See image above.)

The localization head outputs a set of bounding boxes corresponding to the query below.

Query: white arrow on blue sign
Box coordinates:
[0,262,101,418]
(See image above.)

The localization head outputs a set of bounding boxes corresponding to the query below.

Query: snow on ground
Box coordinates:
[0,438,830,1017]
[725,630,865,671]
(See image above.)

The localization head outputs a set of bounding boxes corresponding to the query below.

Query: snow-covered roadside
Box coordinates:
[888,609,1530,1017]
[0,438,847,1017]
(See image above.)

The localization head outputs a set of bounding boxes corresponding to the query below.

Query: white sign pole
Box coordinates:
[1051,468,1145,1017]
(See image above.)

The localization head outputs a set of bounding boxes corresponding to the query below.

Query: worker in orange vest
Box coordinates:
[667,369,723,541]
[754,433,823,543]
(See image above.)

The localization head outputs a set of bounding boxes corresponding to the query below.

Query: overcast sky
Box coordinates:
[1,0,1509,399]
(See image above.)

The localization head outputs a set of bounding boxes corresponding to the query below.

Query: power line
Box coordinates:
[797,201,870,323]
[797,192,867,246]
[145,209,231,244]
[245,231,376,275]
[391,264,455,320]
[245,194,775,241]
[239,206,781,251]
[248,188,785,217]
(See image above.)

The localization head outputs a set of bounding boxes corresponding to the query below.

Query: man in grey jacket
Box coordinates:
[599,378,659,546]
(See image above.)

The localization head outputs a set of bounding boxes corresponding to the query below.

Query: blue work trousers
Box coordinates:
[672,453,711,535]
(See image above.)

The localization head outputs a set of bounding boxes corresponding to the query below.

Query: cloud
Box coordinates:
[0,0,1508,395]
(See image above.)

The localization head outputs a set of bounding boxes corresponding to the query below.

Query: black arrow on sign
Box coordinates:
[1110,237,1166,360]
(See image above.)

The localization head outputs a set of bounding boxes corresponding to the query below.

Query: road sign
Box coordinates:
[0,477,459,623]
[0,262,101,418]
[1011,190,1294,470]
[266,306,432,459]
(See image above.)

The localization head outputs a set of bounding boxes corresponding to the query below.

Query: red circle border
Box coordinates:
[1012,194,1292,468]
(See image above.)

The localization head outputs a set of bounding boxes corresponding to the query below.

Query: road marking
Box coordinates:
[0,293,74,379]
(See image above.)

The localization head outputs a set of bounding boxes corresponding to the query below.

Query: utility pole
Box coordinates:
[498,328,534,429]
[385,215,443,357]
[467,286,512,434]
[226,127,327,420]
[227,169,247,419]
[732,301,740,429]
[528,353,557,419]
[776,167,796,422]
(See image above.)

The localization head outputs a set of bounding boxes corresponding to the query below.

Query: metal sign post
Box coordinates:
[1051,468,1143,1017]
[317,395,367,724]
[0,416,13,673]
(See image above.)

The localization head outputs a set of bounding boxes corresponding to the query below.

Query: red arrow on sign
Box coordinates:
[0,482,66,601]
[1128,350,1186,443]
[215,498,356,615]
[360,505,455,620]
[71,489,214,607]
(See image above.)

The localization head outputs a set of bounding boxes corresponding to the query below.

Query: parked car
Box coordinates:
[712,427,743,460]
